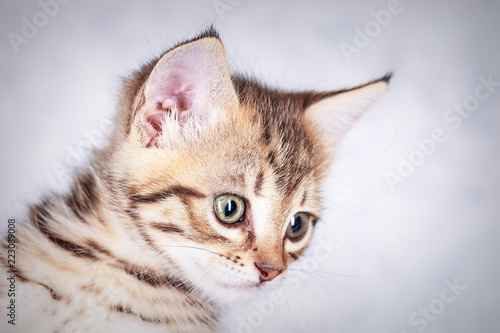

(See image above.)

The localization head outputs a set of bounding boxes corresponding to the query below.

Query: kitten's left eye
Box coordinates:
[286,212,310,240]
[214,195,246,224]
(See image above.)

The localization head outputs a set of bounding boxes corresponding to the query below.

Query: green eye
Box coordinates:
[286,212,310,240]
[214,195,246,224]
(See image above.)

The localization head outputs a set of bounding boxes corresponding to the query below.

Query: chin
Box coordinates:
[214,278,284,305]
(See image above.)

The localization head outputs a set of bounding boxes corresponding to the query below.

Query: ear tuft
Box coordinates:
[195,25,220,40]
[304,76,389,144]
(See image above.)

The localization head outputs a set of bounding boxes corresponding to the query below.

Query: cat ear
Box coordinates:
[135,35,239,147]
[304,77,390,144]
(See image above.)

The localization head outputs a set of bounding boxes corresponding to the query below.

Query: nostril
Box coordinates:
[255,263,282,282]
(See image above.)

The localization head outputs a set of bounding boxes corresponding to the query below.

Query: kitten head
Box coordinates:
[106,28,388,303]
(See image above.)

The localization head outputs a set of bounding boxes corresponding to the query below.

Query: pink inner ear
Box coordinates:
[137,44,231,147]
[142,64,204,146]
[153,73,197,111]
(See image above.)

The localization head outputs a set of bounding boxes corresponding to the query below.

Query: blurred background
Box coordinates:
[1,0,499,332]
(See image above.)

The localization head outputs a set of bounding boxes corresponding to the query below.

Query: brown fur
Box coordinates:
[0,28,388,332]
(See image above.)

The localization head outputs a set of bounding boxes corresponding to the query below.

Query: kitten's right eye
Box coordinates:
[214,195,246,224]
[286,212,310,240]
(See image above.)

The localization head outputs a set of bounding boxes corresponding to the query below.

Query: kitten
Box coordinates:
[0,28,389,333]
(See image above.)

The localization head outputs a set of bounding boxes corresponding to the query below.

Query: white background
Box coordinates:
[1,1,499,332]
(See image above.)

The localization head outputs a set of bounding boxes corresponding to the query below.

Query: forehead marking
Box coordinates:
[254,171,264,196]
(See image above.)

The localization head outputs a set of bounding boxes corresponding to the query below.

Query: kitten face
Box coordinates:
[120,99,326,303]
[105,29,388,304]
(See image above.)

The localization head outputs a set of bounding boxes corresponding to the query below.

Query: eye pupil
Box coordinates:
[224,200,237,217]
[291,215,302,233]
[214,195,245,224]
[286,212,310,240]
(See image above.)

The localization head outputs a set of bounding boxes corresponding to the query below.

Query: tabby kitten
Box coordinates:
[1,28,388,333]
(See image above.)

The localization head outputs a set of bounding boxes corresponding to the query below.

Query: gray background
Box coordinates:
[1,0,499,332]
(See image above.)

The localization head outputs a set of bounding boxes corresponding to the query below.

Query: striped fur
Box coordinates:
[0,28,388,332]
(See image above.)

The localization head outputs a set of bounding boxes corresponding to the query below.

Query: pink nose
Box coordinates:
[255,264,282,282]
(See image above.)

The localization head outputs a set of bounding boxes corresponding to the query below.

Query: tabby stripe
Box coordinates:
[31,204,98,261]
[254,171,264,195]
[15,270,28,283]
[64,172,100,223]
[301,189,307,206]
[125,205,141,221]
[151,223,185,235]
[9,269,64,301]
[267,151,276,167]
[117,259,193,294]
[239,232,255,252]
[33,282,65,301]
[181,196,232,245]
[85,238,192,295]
[87,238,171,289]
[34,281,65,301]
[86,240,113,256]
[262,125,272,145]
[129,185,231,245]
[46,235,97,260]
[139,314,163,324]
[289,245,308,260]
[45,285,64,301]
[131,185,232,245]
[130,186,205,203]
[136,224,164,255]
[111,304,166,324]
[114,305,131,313]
